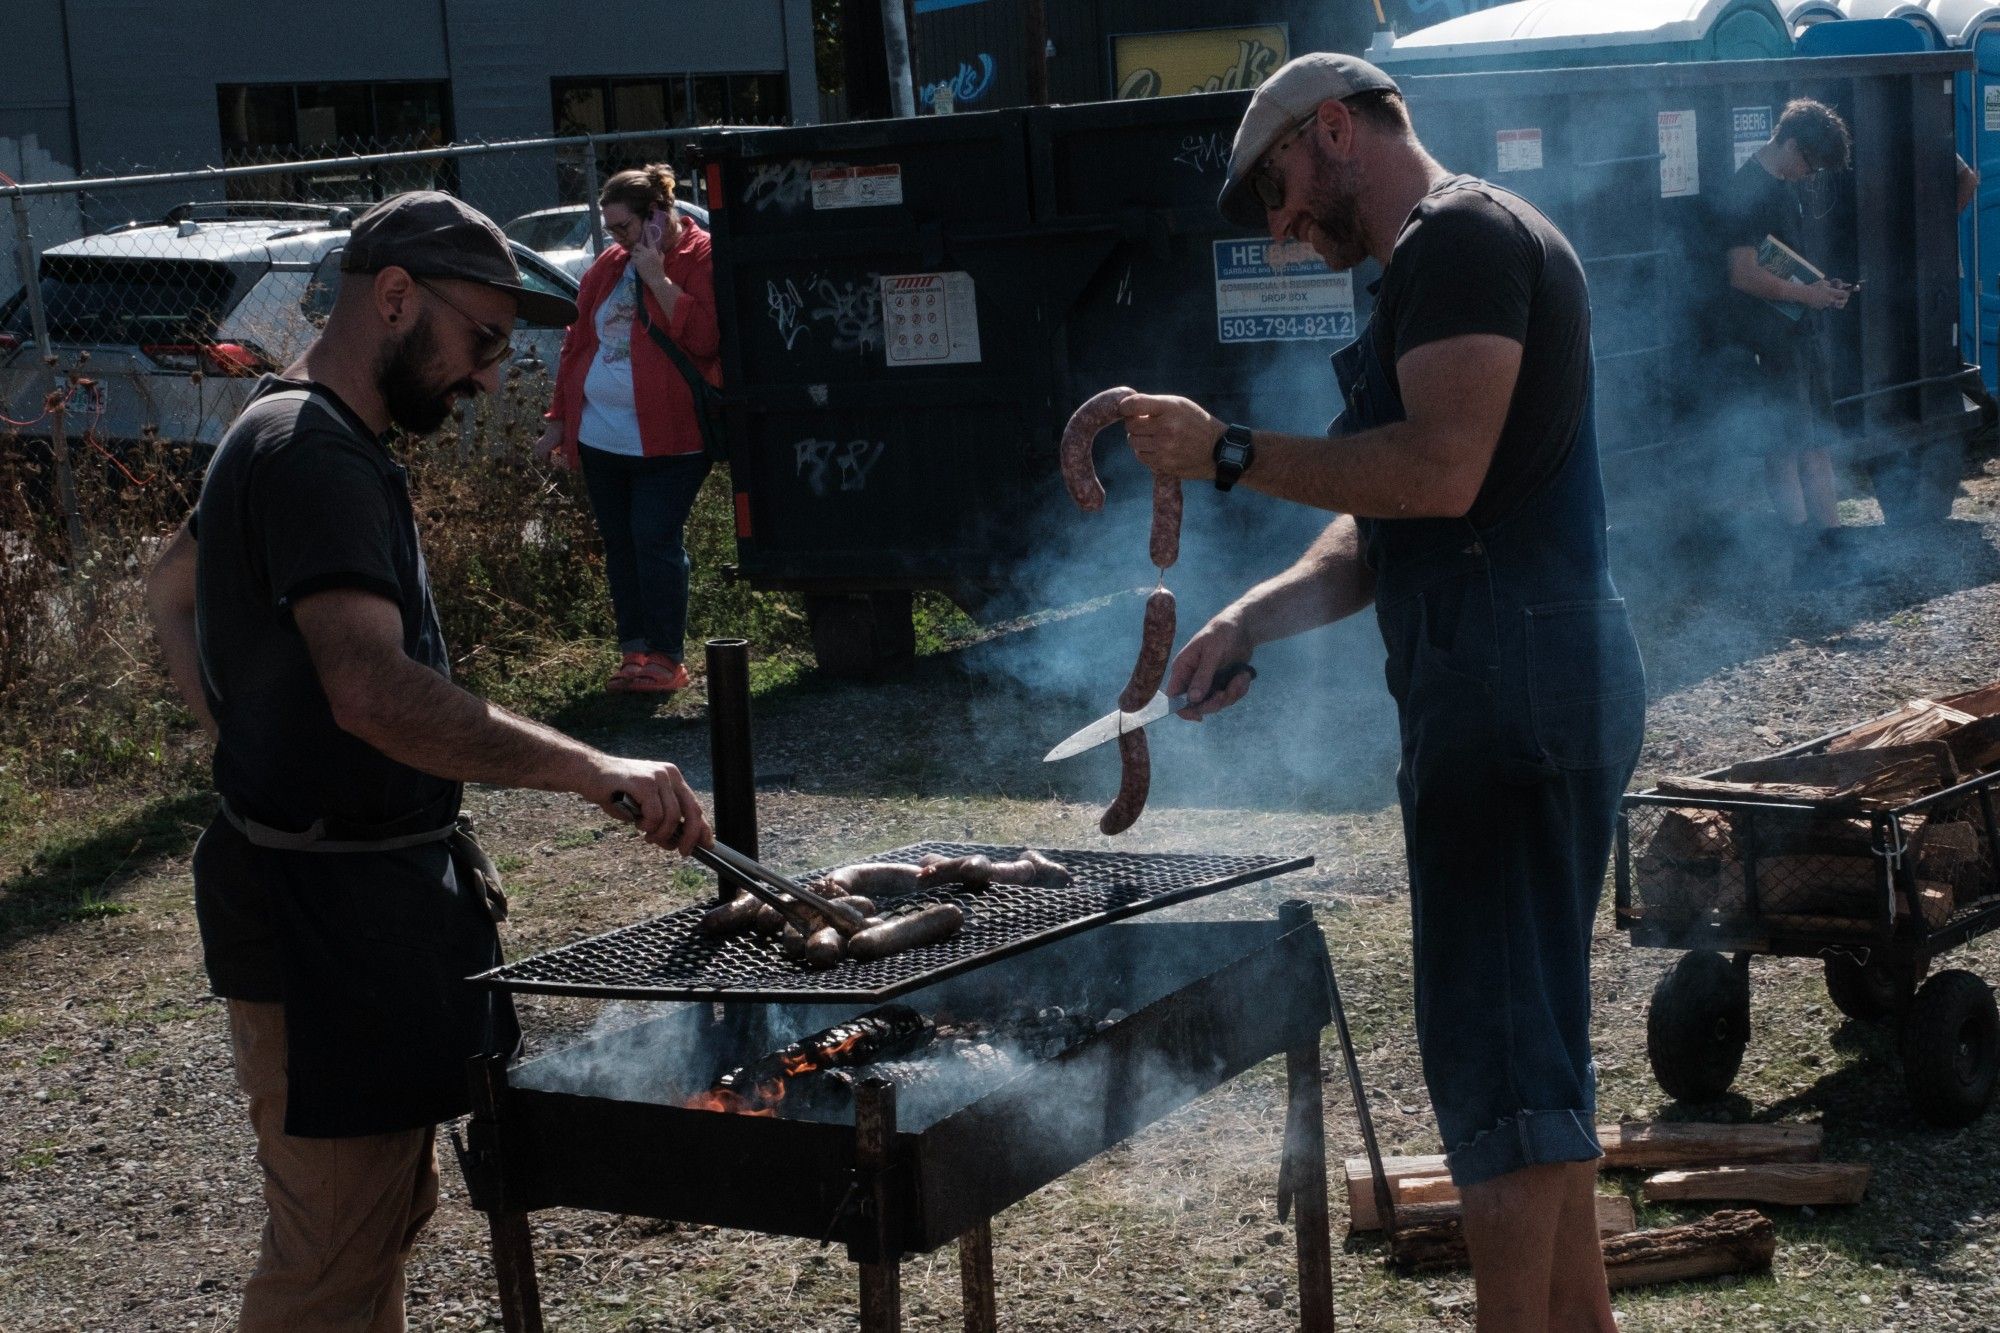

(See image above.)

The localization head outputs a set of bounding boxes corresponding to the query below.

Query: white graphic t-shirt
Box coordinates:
[579,267,645,456]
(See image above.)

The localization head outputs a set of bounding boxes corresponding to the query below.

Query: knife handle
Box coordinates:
[1188,660,1255,707]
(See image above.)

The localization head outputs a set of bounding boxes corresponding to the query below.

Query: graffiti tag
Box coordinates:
[743,159,816,212]
[1173,132,1230,175]
[766,278,809,350]
[795,438,888,496]
[809,275,883,356]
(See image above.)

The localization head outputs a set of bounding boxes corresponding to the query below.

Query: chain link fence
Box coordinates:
[1,128,723,559]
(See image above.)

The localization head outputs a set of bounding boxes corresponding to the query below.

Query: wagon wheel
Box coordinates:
[1901,969,2000,1128]
[1647,951,1751,1103]
[1823,953,1921,1023]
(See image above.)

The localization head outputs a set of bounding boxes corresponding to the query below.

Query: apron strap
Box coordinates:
[220,796,459,854]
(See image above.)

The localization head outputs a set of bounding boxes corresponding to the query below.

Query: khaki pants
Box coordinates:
[228,999,440,1333]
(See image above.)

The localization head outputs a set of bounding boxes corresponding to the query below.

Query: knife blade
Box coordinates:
[1042,662,1255,763]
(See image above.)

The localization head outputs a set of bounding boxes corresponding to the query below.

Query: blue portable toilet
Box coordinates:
[1785,0,1848,32]
[1929,0,2000,385]
[1368,0,1795,74]
[1795,4,1949,48]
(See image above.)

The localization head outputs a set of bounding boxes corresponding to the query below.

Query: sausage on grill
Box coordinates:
[846,904,967,961]
[823,862,924,897]
[1099,730,1150,836]
[1118,588,1176,713]
[803,926,845,969]
[918,850,1070,889]
[1060,386,1136,512]
[699,890,762,936]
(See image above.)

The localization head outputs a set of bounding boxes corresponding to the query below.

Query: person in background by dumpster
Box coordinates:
[1707,99,1859,586]
[145,190,712,1333]
[1114,54,1643,1332]
[535,164,720,694]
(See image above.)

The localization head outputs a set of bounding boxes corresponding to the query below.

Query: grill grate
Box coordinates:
[475,842,1312,1003]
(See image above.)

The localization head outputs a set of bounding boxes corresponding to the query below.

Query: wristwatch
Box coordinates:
[1213,424,1255,492]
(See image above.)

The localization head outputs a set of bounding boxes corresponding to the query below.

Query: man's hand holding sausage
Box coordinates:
[1167,614,1255,721]
[1120,393,1227,482]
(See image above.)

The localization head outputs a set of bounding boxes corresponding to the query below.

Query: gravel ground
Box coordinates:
[7,462,2000,1332]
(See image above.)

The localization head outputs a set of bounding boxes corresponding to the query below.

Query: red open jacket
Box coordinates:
[544,220,721,461]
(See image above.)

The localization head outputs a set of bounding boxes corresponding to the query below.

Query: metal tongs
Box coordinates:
[608,792,869,935]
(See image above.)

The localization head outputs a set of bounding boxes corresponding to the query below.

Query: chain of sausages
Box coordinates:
[1063,388,1189,837]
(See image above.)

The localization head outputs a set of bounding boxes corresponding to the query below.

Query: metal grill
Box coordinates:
[475,842,1313,1002]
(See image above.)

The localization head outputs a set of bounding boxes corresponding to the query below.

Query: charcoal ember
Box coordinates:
[703,1005,936,1112]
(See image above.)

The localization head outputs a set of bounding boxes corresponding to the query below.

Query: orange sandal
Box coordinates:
[621,653,691,693]
[606,651,651,693]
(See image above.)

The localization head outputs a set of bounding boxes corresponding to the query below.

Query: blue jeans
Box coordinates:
[578,445,710,661]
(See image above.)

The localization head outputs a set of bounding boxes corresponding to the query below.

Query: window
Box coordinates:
[216,81,454,203]
[550,73,790,133]
[4,256,239,346]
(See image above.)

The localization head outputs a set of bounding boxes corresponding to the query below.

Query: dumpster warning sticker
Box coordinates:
[1658,109,1700,198]
[1732,106,1771,171]
[882,271,982,366]
[1496,128,1543,174]
[1212,238,1354,344]
[811,164,904,210]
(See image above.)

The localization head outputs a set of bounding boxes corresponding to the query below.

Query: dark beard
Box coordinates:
[1301,142,1369,270]
[378,313,471,434]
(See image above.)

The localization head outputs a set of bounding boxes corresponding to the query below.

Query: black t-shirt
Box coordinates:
[190,376,459,997]
[1709,155,1817,357]
[1371,176,1593,529]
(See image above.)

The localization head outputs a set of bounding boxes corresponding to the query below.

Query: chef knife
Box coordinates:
[1042,662,1255,763]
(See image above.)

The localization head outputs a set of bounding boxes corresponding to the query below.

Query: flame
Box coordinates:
[686,1023,878,1115]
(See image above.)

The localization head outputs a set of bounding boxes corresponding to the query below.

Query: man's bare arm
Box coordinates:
[291,587,708,850]
[1123,334,1521,519]
[1728,246,1845,308]
[1166,515,1375,717]
[144,518,217,741]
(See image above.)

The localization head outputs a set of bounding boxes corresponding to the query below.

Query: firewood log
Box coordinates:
[1944,714,2000,775]
[1642,1162,1870,1207]
[1940,679,2000,718]
[1345,1123,1820,1231]
[1388,1196,1635,1270]
[1725,741,1956,790]
[1601,1210,1777,1290]
[1827,699,1977,753]
[1656,759,1943,811]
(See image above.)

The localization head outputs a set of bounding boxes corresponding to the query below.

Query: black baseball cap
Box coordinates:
[341,190,579,328]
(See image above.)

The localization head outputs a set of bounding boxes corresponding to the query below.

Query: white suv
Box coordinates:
[0,201,576,453]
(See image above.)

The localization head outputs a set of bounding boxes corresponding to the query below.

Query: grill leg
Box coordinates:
[487,1210,545,1333]
[1286,1041,1336,1333]
[856,1077,902,1333]
[959,1218,997,1333]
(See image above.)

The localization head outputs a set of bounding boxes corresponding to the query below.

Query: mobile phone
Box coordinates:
[642,207,669,250]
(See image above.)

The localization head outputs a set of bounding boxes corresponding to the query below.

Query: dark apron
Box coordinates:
[1331,309,1647,1184]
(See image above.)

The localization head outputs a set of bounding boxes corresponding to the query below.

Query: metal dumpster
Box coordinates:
[700,50,1980,669]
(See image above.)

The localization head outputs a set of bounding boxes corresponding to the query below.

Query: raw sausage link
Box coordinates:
[1099,730,1151,836]
[846,904,967,961]
[1150,475,1182,570]
[1117,588,1177,712]
[1060,386,1137,512]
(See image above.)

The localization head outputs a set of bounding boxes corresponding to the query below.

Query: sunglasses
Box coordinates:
[1250,113,1322,212]
[411,275,513,370]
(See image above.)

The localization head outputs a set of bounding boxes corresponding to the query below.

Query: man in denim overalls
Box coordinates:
[1118,55,1645,1332]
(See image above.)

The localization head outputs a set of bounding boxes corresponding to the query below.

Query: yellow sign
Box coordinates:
[1112,25,1290,101]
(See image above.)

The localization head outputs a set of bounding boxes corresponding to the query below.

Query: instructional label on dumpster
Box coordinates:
[1658,109,1700,198]
[882,271,982,365]
[811,163,904,210]
[1732,105,1771,171]
[1496,128,1543,174]
[1212,238,1354,344]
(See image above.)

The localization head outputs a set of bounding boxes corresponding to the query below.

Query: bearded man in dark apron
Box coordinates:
[1116,55,1645,1333]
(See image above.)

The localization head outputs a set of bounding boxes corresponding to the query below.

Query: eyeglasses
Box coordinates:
[411,275,513,370]
[1250,113,1321,211]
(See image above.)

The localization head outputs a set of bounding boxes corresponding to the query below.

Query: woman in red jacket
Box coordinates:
[535,164,720,692]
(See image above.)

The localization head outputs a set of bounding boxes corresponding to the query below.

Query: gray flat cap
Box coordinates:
[1217,53,1400,229]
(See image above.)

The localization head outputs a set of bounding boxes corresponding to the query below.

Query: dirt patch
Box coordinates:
[8,464,2000,1331]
